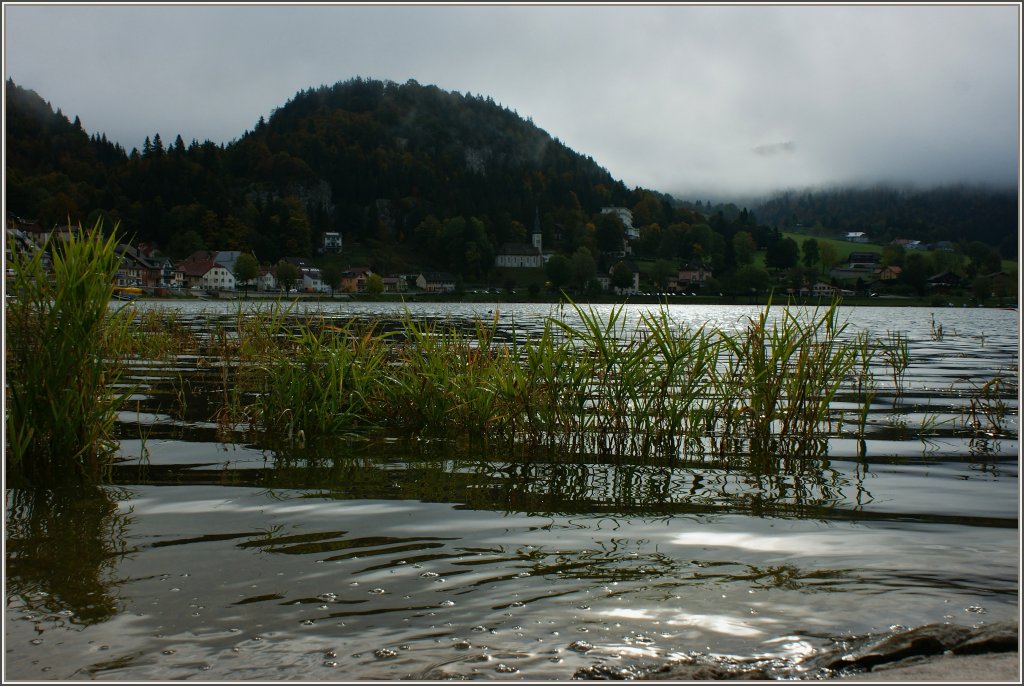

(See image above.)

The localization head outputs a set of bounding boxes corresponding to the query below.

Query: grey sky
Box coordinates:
[3,2,1020,201]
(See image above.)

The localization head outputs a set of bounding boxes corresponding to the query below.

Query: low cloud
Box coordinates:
[752,141,796,157]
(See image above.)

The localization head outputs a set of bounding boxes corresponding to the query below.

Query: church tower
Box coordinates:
[532,207,542,253]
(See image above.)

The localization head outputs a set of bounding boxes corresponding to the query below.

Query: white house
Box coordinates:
[601,206,639,241]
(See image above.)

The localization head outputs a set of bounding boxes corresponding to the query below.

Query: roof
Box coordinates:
[498,242,540,256]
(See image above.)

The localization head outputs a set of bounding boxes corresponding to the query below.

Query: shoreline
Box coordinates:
[125,292,1019,309]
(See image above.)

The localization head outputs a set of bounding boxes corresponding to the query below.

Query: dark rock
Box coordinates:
[573,664,673,680]
[953,622,1019,655]
[640,662,769,680]
[826,622,1018,672]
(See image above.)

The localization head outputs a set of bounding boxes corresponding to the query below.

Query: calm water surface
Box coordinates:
[5,303,1019,680]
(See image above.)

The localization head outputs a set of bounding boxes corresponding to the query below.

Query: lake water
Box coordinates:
[4,302,1019,680]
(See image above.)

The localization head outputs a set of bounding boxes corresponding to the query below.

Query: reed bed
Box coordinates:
[5,222,134,485]
[179,297,886,462]
[11,230,1016,489]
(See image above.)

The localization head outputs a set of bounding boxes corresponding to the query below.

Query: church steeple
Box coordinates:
[532,207,542,252]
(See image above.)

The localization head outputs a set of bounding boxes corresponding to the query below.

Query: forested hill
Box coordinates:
[4,76,1018,271]
[753,185,1018,257]
[5,77,650,264]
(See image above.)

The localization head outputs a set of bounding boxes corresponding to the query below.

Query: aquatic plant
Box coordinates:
[878,330,910,396]
[5,221,135,485]
[120,296,882,465]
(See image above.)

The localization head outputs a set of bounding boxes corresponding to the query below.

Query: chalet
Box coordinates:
[339,267,373,293]
[879,265,902,281]
[381,275,407,293]
[181,250,243,274]
[927,271,964,291]
[847,252,882,267]
[178,260,235,291]
[322,232,343,254]
[416,272,457,293]
[115,244,166,288]
[281,256,328,293]
[257,267,278,292]
[596,259,641,296]
[675,262,713,290]
[843,231,868,243]
[891,238,925,250]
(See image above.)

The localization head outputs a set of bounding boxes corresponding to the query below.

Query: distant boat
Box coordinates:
[112,286,142,301]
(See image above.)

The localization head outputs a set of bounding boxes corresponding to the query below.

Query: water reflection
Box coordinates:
[5,487,133,626]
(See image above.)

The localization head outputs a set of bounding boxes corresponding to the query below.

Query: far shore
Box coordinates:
[128,290,1018,309]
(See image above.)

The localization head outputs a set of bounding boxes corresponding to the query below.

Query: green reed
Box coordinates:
[878,330,910,396]
[5,221,135,485]
[121,297,879,464]
[715,299,858,456]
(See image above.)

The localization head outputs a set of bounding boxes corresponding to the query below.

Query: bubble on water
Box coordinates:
[324,650,337,659]
[516,572,531,577]
[170,588,181,592]
[368,588,386,595]
[569,640,594,653]
[301,619,315,626]
[397,560,407,565]
[319,605,328,610]
[510,601,524,608]
[162,650,176,655]
[577,627,590,633]
[198,664,211,671]
[577,604,590,610]
[495,663,518,673]
[399,645,410,651]
[317,593,337,602]
[349,582,359,587]
[191,612,201,617]
[434,578,446,583]
[966,605,987,614]
[420,571,439,578]
[453,640,472,650]
[374,648,398,659]
[549,656,563,663]
[29,639,43,645]
[439,600,455,607]
[323,661,338,667]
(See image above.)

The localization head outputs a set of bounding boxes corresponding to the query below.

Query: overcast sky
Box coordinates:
[3,2,1021,201]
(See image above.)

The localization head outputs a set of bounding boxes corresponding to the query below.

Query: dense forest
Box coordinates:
[4,76,1018,288]
[754,185,1017,259]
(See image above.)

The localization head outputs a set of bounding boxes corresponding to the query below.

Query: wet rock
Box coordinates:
[644,663,770,680]
[574,664,674,680]
[825,621,1018,672]
[953,622,1019,655]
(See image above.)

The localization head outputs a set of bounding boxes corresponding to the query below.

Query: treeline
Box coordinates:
[754,185,1018,259]
[7,77,656,266]
[5,77,1017,284]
